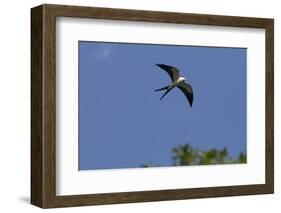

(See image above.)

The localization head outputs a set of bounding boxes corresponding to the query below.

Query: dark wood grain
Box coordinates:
[31,4,57,208]
[31,5,43,207]
[31,4,274,208]
[43,4,272,28]
[265,20,274,193]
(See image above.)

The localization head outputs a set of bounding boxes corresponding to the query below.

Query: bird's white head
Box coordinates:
[179,76,186,82]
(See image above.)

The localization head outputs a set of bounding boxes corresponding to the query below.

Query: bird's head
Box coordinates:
[179,77,186,82]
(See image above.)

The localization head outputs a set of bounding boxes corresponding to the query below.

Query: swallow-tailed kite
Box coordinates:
[155,64,193,107]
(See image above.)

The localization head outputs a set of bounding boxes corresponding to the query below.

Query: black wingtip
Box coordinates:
[156,63,165,67]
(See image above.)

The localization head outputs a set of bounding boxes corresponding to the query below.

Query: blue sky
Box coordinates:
[79,41,247,170]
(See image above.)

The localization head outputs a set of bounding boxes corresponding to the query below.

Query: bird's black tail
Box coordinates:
[160,89,171,100]
[155,85,169,92]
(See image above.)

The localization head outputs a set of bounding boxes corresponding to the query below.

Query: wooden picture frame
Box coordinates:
[31,4,274,208]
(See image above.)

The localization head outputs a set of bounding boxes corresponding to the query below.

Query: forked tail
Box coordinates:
[160,89,171,100]
[155,85,169,92]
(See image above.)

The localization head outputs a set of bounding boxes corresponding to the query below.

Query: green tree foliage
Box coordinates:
[172,144,199,166]
[199,147,229,165]
[238,152,247,163]
[140,162,153,168]
[141,144,246,167]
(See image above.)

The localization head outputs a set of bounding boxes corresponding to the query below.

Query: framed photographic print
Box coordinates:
[31,4,274,208]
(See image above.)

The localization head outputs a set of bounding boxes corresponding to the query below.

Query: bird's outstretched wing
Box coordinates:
[177,82,193,107]
[156,64,180,82]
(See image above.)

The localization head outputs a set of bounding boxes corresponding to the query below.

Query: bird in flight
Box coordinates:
[155,64,193,107]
